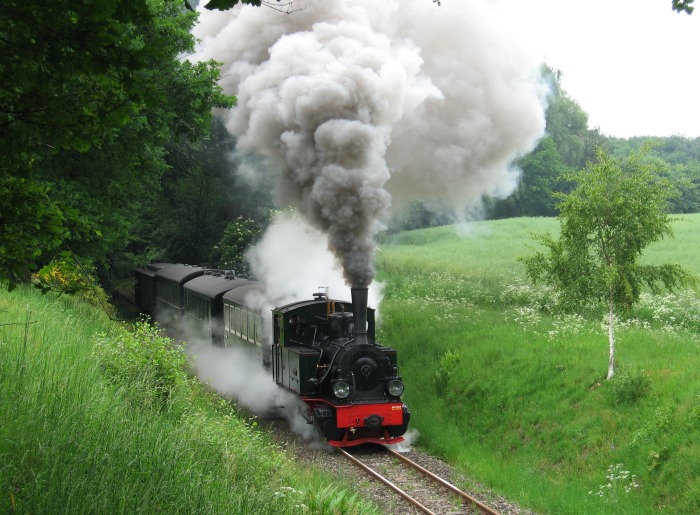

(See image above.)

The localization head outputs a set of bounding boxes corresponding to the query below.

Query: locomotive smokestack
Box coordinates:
[351,288,369,346]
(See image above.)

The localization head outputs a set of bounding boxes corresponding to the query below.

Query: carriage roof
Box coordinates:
[274,297,352,314]
[135,262,168,279]
[222,282,266,306]
[154,263,206,284]
[183,273,252,299]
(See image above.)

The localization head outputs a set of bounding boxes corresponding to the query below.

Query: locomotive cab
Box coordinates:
[328,312,354,340]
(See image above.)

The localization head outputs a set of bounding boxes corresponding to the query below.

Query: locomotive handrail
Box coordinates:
[315,345,343,385]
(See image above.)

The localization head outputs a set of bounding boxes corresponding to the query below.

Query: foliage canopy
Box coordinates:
[0,0,234,287]
[673,0,695,14]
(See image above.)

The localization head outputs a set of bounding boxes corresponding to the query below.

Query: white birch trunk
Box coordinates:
[606,297,615,380]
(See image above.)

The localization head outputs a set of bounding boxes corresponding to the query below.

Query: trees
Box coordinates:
[673,0,695,14]
[520,147,696,380]
[2,0,217,164]
[1,0,233,286]
[544,81,589,169]
[488,65,596,219]
[202,0,693,13]
[203,0,693,13]
[210,216,263,272]
[203,0,274,9]
[606,136,700,214]
[490,136,570,219]
[122,116,275,269]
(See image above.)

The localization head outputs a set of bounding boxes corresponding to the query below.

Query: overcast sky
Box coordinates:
[494,0,700,138]
[192,0,699,139]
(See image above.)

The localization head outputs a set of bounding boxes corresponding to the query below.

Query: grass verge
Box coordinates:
[0,286,378,514]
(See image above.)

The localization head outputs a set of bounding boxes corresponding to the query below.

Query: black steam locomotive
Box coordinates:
[134,263,410,447]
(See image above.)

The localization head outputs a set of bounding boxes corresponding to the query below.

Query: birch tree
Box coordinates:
[520,147,696,380]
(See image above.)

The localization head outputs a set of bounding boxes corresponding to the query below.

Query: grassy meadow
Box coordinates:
[376,214,700,514]
[0,287,378,514]
[3,213,699,515]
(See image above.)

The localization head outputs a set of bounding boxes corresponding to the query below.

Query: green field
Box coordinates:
[3,214,700,514]
[376,214,700,514]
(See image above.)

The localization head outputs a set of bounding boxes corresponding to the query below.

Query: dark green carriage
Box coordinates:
[183,272,252,346]
[154,264,207,332]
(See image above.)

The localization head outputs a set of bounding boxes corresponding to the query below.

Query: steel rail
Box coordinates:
[337,447,436,515]
[383,446,502,515]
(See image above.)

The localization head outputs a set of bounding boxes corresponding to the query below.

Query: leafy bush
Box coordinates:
[632,407,674,446]
[608,368,651,406]
[647,447,671,473]
[94,320,192,411]
[433,349,460,397]
[686,396,700,430]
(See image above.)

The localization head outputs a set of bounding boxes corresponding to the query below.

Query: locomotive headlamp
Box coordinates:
[333,380,351,399]
[387,379,404,397]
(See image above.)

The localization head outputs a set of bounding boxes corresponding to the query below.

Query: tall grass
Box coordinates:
[0,286,378,515]
[377,214,700,514]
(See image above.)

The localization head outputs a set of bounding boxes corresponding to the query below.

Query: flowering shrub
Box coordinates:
[384,271,495,307]
[386,268,700,343]
[210,216,262,272]
[630,291,700,335]
[499,270,700,342]
[589,463,640,499]
[500,275,560,313]
[32,257,112,312]
[33,258,91,294]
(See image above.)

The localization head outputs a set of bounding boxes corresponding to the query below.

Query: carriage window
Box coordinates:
[242,308,249,340]
[187,295,208,321]
[246,311,255,341]
[254,314,262,343]
[160,282,179,306]
[289,314,307,338]
[233,307,241,336]
[274,315,281,344]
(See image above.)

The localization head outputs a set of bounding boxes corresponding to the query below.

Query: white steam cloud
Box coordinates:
[192,0,546,288]
[245,212,384,312]
[184,339,327,446]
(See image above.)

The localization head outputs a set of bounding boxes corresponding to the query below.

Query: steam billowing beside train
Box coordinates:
[134,263,410,447]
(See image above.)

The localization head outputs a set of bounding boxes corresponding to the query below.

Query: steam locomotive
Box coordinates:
[134,263,410,447]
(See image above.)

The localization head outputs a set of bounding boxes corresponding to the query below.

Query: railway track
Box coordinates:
[339,445,502,515]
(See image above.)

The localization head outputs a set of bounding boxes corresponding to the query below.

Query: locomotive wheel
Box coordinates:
[313,407,344,441]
